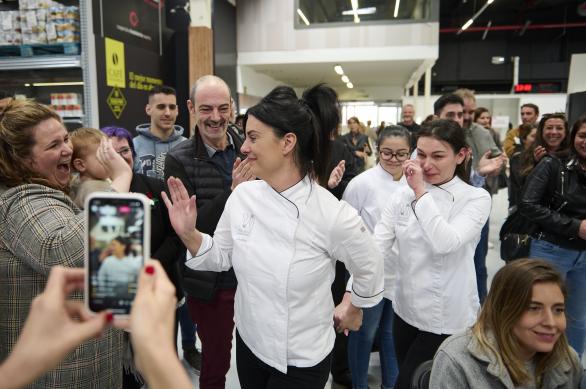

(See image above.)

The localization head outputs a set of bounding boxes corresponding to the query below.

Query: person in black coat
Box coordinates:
[101,126,184,389]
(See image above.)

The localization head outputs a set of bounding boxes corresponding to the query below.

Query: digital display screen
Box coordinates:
[88,197,145,314]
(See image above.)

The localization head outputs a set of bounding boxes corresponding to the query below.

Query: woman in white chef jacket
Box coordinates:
[163,84,384,389]
[342,126,411,389]
[374,119,491,389]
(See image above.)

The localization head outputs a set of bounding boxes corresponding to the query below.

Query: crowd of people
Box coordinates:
[0,76,585,389]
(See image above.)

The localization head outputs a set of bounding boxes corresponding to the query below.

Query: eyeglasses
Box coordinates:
[155,103,178,111]
[117,147,132,156]
[379,149,410,161]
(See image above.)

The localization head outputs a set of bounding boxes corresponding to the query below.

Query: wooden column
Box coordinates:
[188,26,214,133]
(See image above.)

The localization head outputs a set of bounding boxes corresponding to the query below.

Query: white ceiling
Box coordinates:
[246,59,427,100]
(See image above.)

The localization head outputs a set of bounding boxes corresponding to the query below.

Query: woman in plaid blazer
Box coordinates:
[0,100,123,388]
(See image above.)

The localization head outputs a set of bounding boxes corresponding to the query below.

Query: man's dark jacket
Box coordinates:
[164,126,244,301]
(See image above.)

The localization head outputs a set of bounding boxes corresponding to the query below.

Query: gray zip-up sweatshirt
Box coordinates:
[133,124,186,180]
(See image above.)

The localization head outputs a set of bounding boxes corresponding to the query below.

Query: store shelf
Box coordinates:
[0,55,81,70]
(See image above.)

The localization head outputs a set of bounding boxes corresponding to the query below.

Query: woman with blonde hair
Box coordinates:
[0,100,125,388]
[431,259,582,388]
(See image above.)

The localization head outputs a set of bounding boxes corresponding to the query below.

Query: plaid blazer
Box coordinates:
[0,184,123,388]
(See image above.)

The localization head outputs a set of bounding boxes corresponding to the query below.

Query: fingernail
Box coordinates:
[145,265,155,275]
[106,312,114,323]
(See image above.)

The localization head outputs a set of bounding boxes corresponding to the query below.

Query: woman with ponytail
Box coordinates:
[163,84,384,389]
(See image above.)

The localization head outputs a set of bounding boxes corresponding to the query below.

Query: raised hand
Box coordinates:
[96,138,132,192]
[231,157,255,191]
[161,177,197,239]
[403,159,426,198]
[534,145,547,162]
[478,151,507,177]
[328,160,345,189]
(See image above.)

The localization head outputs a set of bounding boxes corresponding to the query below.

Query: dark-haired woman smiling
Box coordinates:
[164,84,384,389]
[520,115,586,356]
[374,119,491,389]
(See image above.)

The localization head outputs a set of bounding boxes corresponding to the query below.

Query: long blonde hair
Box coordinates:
[472,259,575,387]
[0,99,64,189]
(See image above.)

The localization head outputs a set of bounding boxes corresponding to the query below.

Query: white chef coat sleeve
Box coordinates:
[185,199,234,272]
[341,178,364,214]
[413,190,491,255]
[330,202,384,308]
[373,201,398,265]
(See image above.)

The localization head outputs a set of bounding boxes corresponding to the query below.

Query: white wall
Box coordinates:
[404,93,568,130]
[568,53,586,94]
[237,0,438,65]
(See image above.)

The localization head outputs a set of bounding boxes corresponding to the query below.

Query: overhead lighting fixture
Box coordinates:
[297,8,310,26]
[341,75,350,83]
[457,0,495,34]
[461,18,474,31]
[334,65,344,75]
[482,20,492,40]
[346,82,354,89]
[354,14,360,23]
[394,0,400,18]
[341,7,376,15]
[26,81,84,87]
[491,56,505,65]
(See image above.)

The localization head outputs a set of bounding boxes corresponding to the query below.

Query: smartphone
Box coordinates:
[85,192,150,315]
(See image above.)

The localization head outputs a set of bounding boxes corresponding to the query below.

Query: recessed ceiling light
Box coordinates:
[334,65,344,75]
[342,7,376,15]
[347,82,354,89]
[341,75,350,83]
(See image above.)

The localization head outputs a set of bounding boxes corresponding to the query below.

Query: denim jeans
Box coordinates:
[530,238,586,356]
[348,298,398,389]
[178,303,197,350]
[474,220,489,305]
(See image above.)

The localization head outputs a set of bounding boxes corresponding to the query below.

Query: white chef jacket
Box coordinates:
[342,164,407,300]
[186,176,384,373]
[374,176,491,335]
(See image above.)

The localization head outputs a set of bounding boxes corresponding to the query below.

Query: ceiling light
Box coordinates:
[487,0,494,4]
[354,14,360,23]
[394,0,400,18]
[342,7,376,15]
[351,0,359,11]
[346,82,354,89]
[297,9,310,26]
[28,81,84,87]
[461,18,474,31]
[341,75,350,83]
[491,56,505,65]
[334,65,344,75]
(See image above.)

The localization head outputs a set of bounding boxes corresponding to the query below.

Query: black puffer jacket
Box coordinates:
[164,126,244,301]
[519,155,586,251]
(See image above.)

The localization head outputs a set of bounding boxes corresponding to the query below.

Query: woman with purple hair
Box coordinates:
[100,126,185,389]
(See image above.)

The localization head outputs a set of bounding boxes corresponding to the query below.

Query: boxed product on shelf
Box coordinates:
[51,92,81,106]
[0,11,22,46]
[52,104,83,118]
[18,1,80,45]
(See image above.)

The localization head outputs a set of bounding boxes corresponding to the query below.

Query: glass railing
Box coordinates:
[295,0,436,28]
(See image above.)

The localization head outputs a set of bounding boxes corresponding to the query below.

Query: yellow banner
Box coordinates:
[105,38,126,88]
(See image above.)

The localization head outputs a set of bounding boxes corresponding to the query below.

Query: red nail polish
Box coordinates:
[106,312,114,323]
[145,265,155,275]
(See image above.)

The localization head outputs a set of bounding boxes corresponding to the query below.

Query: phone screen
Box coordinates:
[87,196,147,314]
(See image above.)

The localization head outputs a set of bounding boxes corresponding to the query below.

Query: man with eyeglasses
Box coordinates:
[134,85,186,180]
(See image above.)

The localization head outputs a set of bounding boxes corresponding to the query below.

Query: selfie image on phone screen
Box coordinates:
[87,195,148,314]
